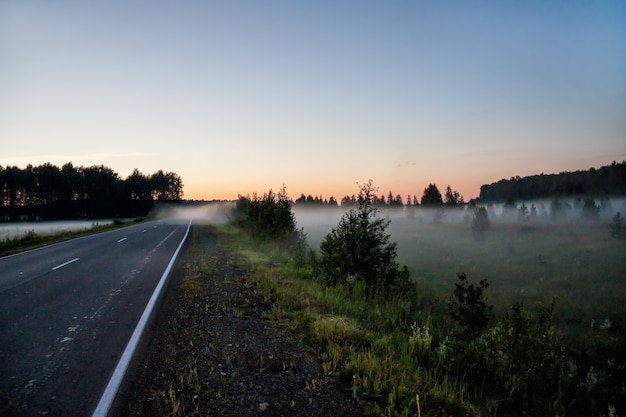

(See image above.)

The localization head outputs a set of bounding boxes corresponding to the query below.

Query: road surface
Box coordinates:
[0,219,189,416]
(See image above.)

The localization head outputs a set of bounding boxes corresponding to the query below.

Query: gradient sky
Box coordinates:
[1,1,625,201]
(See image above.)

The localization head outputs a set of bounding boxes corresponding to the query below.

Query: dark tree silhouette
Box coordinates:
[478,161,626,202]
[421,183,443,206]
[444,185,464,206]
[0,163,184,220]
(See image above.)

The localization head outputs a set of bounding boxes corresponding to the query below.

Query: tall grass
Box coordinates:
[217,222,624,416]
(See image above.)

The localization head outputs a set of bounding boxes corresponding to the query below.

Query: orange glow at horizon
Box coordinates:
[182,177,483,203]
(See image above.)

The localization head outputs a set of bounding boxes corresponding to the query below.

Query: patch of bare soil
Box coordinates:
[113,227,362,416]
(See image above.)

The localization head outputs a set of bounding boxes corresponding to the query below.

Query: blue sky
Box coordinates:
[1,1,624,200]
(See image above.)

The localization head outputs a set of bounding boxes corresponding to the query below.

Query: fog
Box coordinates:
[293,197,626,249]
[295,198,625,342]
[152,201,234,225]
[0,220,114,240]
[0,202,235,240]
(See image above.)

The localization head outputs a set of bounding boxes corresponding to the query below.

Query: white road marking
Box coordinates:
[141,229,147,233]
[117,238,127,243]
[51,258,79,271]
[92,220,191,417]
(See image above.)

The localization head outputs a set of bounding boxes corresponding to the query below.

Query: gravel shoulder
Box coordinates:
[112,226,362,416]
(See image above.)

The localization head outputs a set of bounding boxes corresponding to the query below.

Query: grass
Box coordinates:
[217,225,470,415]
[0,217,146,257]
[301,210,625,352]
[388,217,626,355]
[216,218,625,416]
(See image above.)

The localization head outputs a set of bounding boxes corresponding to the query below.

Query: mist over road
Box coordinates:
[0,220,189,416]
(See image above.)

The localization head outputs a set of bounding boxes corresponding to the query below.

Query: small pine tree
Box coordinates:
[448,273,493,341]
[319,180,406,293]
[518,202,529,222]
[472,207,490,232]
[612,211,623,238]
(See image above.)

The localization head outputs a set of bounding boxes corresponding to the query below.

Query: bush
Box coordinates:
[318,180,408,294]
[447,273,492,342]
[229,186,307,261]
[231,186,295,238]
[581,198,600,220]
[611,211,623,238]
[472,207,490,232]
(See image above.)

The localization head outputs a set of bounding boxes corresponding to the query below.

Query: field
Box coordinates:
[295,206,626,352]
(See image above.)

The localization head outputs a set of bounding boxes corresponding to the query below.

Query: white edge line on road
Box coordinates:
[51,258,79,271]
[117,238,127,243]
[91,220,191,417]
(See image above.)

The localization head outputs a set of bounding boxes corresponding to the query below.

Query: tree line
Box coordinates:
[0,163,183,221]
[294,184,465,207]
[478,160,626,202]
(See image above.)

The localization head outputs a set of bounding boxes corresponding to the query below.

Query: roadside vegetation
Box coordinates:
[222,182,624,416]
[0,218,145,257]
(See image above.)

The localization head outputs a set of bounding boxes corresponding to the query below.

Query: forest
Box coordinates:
[294,183,464,208]
[477,160,626,202]
[0,163,183,221]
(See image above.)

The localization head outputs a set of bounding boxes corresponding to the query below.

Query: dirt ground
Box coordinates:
[113,227,363,416]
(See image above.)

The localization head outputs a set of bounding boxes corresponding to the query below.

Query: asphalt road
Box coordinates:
[0,219,190,417]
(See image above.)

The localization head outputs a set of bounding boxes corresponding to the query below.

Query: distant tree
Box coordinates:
[444,185,464,206]
[412,195,419,206]
[612,212,624,238]
[472,207,490,232]
[2,166,25,220]
[549,198,563,220]
[421,184,443,206]
[581,198,599,220]
[518,202,529,222]
[150,170,183,201]
[125,169,152,201]
[0,163,183,220]
[478,161,626,202]
[341,194,357,207]
[502,197,517,219]
[81,165,122,217]
[58,162,82,217]
[328,196,338,207]
[294,193,306,205]
[124,169,153,216]
[33,163,61,217]
[386,192,403,207]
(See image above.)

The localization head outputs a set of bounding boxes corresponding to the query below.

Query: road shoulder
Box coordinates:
[112,225,362,416]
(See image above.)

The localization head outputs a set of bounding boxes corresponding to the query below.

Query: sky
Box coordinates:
[1,1,625,202]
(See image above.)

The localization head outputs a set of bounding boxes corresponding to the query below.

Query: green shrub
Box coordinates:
[229,185,307,262]
[447,273,492,342]
[318,180,409,295]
